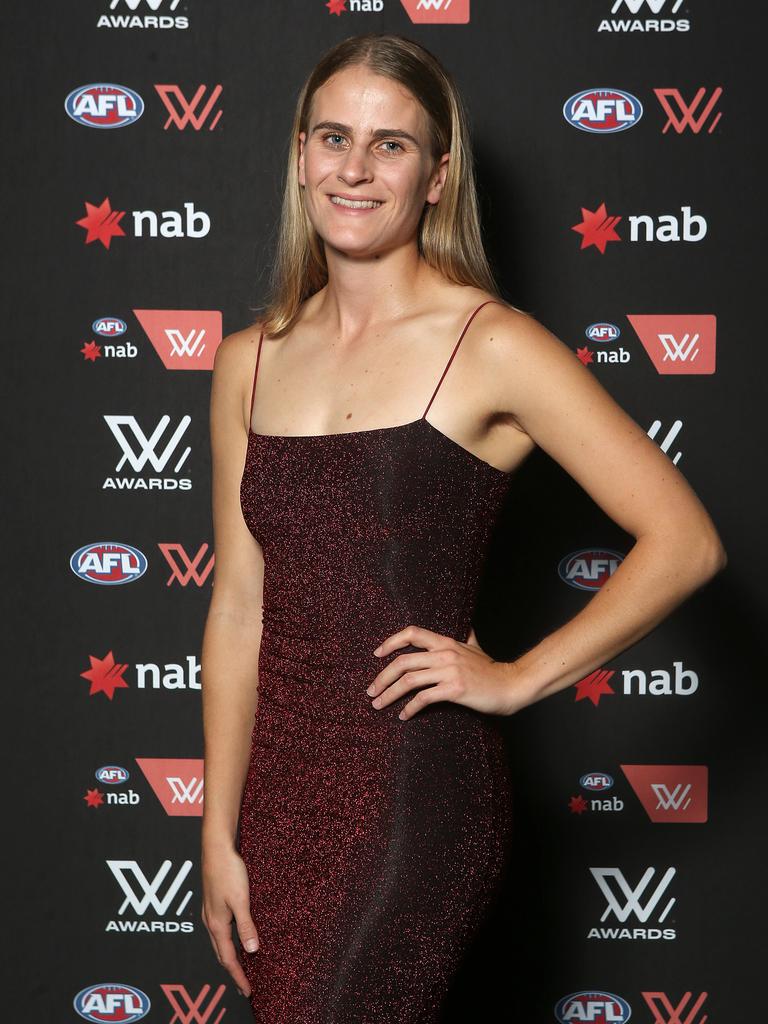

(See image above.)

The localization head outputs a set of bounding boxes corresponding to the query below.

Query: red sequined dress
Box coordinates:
[237,300,515,1022]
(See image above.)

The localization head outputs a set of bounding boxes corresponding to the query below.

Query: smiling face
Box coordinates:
[298,64,448,258]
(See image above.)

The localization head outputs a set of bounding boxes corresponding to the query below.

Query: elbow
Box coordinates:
[698,527,728,581]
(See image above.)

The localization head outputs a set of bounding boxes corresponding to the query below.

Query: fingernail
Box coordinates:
[373,646,381,656]
[372,697,382,708]
[245,939,258,952]
[366,685,375,696]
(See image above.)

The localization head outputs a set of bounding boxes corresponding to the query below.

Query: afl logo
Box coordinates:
[96,765,130,785]
[73,981,150,1022]
[93,317,127,337]
[65,84,144,128]
[558,548,624,591]
[580,772,614,791]
[563,88,643,133]
[70,542,148,586]
[586,322,621,343]
[554,990,631,1023]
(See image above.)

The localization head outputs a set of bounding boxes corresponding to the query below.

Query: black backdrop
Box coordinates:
[6,1,766,1021]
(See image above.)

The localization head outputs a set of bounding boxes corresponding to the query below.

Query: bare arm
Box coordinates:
[482,307,728,708]
[201,328,265,850]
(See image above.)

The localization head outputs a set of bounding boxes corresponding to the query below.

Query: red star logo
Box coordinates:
[84,788,105,808]
[573,667,616,706]
[569,794,588,815]
[576,346,594,366]
[571,202,621,253]
[81,340,102,362]
[76,197,126,249]
[80,651,130,700]
[326,0,347,12]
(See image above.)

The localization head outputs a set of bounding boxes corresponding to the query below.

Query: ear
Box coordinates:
[298,130,306,187]
[426,151,450,206]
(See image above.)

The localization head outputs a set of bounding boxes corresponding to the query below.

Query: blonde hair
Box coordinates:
[257,32,518,336]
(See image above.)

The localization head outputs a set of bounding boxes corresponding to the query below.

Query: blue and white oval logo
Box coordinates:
[558,548,624,592]
[580,772,614,792]
[92,317,127,338]
[73,982,150,1022]
[585,322,621,343]
[70,542,148,586]
[65,84,144,128]
[563,88,643,133]
[555,990,632,1023]
[96,765,130,785]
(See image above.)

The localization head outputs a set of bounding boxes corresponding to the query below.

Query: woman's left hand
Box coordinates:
[367,624,532,720]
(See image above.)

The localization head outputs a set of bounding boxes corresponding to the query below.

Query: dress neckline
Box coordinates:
[247,415,511,479]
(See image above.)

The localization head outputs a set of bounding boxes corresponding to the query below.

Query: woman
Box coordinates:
[200,32,726,1022]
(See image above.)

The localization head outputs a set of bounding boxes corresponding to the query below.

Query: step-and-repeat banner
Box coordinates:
[9,1,763,1021]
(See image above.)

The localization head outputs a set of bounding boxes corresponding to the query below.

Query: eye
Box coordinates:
[322,132,347,148]
[380,140,403,154]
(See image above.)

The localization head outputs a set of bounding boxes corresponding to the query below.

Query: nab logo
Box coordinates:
[572,203,708,252]
[65,84,144,128]
[400,0,470,24]
[558,548,624,591]
[563,88,642,133]
[76,197,211,249]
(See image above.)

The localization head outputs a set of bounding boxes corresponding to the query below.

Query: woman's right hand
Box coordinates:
[201,842,260,998]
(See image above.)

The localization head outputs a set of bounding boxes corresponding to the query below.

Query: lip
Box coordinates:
[328,192,384,203]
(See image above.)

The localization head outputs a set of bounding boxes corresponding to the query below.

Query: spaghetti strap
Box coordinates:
[422,299,502,418]
[248,329,265,427]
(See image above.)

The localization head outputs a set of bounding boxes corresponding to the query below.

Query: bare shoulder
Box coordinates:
[213,320,265,375]
[210,320,266,428]
[471,303,604,425]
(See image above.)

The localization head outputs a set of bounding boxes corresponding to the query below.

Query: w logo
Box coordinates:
[161,984,227,1024]
[627,314,716,376]
[108,858,194,915]
[654,87,723,134]
[611,0,683,11]
[400,0,470,24]
[110,0,181,8]
[591,866,676,922]
[155,85,223,131]
[104,414,192,473]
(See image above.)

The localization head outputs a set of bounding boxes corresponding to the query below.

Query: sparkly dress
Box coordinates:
[237,300,515,1023]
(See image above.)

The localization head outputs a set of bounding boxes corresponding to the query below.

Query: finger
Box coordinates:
[234,908,260,953]
[370,668,438,709]
[367,649,431,695]
[213,927,253,997]
[373,624,444,658]
[398,681,453,720]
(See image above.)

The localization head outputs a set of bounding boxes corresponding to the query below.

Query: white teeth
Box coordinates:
[330,195,382,209]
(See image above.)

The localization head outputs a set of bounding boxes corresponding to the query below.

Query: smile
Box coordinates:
[329,195,383,209]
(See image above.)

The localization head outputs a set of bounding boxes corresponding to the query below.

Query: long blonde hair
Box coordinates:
[257,32,518,337]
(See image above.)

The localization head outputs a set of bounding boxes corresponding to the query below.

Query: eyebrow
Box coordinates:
[310,120,421,148]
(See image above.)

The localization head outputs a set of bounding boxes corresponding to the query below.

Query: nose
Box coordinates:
[336,143,373,186]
